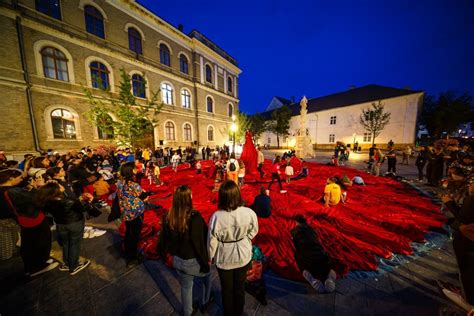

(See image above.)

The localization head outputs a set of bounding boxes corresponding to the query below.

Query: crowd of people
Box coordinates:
[0,138,473,314]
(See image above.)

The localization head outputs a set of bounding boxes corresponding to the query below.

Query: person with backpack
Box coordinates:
[226,153,239,185]
[158,186,212,316]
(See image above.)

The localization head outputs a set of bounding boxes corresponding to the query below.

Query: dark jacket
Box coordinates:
[46,197,84,225]
[158,210,210,273]
[2,187,41,219]
[445,195,474,251]
[251,194,271,218]
[291,223,331,280]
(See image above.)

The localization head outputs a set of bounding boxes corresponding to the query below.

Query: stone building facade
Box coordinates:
[0,0,241,154]
[258,85,424,150]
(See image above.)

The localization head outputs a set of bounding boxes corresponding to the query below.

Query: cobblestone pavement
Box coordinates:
[0,152,466,315]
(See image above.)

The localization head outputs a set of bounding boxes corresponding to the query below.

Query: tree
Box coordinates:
[420,92,473,138]
[84,68,162,147]
[268,105,292,148]
[359,101,391,145]
[248,113,267,143]
[227,111,252,144]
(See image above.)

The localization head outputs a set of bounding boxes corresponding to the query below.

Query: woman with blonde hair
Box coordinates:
[208,180,259,316]
[158,186,211,315]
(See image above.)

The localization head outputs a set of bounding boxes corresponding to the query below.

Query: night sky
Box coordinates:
[140,0,474,114]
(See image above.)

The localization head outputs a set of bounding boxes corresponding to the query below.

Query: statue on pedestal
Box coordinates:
[295,96,313,158]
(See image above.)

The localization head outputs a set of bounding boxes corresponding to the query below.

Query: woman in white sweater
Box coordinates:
[208,180,258,316]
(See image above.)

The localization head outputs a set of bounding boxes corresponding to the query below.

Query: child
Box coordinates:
[331,156,339,166]
[285,161,294,184]
[196,159,202,175]
[146,161,161,185]
[238,160,245,187]
[171,151,181,172]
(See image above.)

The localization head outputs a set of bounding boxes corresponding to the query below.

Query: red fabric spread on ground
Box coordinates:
[119,158,445,281]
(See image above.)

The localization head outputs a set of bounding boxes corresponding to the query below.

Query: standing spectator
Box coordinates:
[142,148,151,168]
[430,147,445,186]
[388,139,394,148]
[145,162,160,185]
[172,151,181,172]
[425,147,434,185]
[250,187,271,218]
[268,156,284,192]
[237,160,245,187]
[415,146,428,182]
[371,148,383,177]
[285,161,294,184]
[0,169,22,261]
[402,146,412,165]
[368,144,377,172]
[208,180,259,316]
[385,146,397,176]
[354,141,359,153]
[201,147,206,161]
[158,186,212,316]
[226,153,239,185]
[206,146,211,161]
[291,214,337,293]
[117,162,146,268]
[135,159,144,185]
[257,147,265,179]
[37,182,90,275]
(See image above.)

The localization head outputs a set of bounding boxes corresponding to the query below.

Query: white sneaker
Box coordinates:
[83,230,91,239]
[442,288,473,311]
[45,258,54,264]
[70,260,91,276]
[30,262,59,277]
[89,229,106,238]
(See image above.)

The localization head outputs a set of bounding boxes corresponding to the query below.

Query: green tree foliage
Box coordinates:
[248,113,267,143]
[359,101,391,145]
[84,68,162,147]
[233,112,252,143]
[420,92,473,138]
[268,105,292,148]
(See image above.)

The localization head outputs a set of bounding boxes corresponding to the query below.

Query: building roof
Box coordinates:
[274,96,292,105]
[188,30,238,66]
[258,84,422,119]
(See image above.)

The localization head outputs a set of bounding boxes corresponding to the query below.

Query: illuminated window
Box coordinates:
[51,108,76,139]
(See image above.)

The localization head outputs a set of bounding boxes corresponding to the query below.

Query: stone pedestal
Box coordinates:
[295,135,313,158]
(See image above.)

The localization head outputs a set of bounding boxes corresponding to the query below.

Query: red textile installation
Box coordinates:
[119,159,445,281]
[239,131,259,176]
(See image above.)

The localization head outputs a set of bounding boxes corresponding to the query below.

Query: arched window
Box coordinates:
[35,0,61,20]
[206,97,213,113]
[132,74,146,98]
[207,126,214,141]
[183,123,192,141]
[51,108,76,139]
[159,44,171,66]
[84,5,105,39]
[161,83,173,105]
[128,27,142,55]
[89,61,109,90]
[41,47,69,81]
[179,54,189,74]
[97,114,114,140]
[228,103,234,117]
[165,121,175,140]
[181,89,191,108]
[205,65,212,83]
[227,76,233,93]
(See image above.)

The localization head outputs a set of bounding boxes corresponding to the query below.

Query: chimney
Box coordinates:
[178,24,184,32]
[348,85,356,90]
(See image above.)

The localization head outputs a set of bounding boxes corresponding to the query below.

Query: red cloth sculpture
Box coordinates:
[240,131,259,175]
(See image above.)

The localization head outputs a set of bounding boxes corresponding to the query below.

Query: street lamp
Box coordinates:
[231,122,237,153]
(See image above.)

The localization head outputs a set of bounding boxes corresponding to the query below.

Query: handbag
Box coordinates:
[83,203,102,218]
[107,194,121,222]
[4,191,45,228]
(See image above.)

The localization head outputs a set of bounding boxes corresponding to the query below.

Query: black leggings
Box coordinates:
[217,262,251,316]
[268,173,282,190]
[124,215,143,261]
[21,219,52,274]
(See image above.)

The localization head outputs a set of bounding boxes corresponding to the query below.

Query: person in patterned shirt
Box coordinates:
[117,162,146,268]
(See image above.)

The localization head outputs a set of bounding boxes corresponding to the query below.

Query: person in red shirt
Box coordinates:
[268,156,285,192]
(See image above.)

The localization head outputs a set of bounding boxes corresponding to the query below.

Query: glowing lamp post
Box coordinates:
[231,115,237,153]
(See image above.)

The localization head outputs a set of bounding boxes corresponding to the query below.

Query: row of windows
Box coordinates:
[49,108,217,142]
[39,46,234,115]
[328,133,372,143]
[35,1,235,92]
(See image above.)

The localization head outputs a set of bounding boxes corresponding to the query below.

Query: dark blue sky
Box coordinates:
[141,0,474,114]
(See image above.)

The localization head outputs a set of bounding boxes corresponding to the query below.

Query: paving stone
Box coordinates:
[129,291,174,316]
[0,276,41,315]
[334,277,368,316]
[93,264,160,315]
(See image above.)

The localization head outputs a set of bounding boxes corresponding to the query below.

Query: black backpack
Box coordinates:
[229,161,236,172]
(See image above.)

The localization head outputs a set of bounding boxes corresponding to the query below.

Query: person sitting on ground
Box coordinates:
[196,160,202,175]
[323,177,342,207]
[171,151,181,172]
[268,156,285,193]
[291,214,336,293]
[351,175,366,186]
[285,161,294,184]
[251,187,271,218]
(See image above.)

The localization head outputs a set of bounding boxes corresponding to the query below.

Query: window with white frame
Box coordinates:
[181,89,191,108]
[206,97,213,113]
[165,121,175,140]
[207,126,214,141]
[267,137,271,144]
[161,83,173,105]
[330,116,337,125]
[51,108,76,139]
[363,132,372,143]
[183,123,192,141]
[329,134,335,143]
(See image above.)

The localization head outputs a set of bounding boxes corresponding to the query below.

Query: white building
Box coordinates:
[258,84,424,150]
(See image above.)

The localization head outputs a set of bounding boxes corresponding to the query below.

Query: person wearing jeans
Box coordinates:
[56,219,85,273]
[158,186,211,316]
[208,181,259,316]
